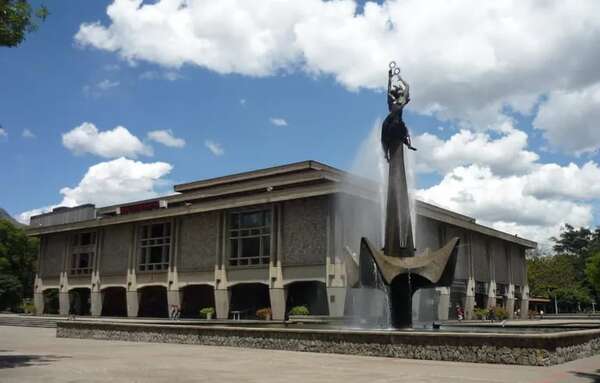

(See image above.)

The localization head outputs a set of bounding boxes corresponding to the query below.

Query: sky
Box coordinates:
[1,0,600,247]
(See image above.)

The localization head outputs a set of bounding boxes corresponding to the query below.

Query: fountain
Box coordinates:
[356,61,460,328]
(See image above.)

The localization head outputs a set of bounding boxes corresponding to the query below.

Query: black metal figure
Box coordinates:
[381,61,416,162]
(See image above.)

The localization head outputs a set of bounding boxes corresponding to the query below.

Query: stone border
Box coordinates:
[57,321,600,366]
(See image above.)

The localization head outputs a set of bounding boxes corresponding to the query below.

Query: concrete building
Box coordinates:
[27,161,536,321]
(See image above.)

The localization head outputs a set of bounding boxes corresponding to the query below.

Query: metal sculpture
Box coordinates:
[358,61,460,328]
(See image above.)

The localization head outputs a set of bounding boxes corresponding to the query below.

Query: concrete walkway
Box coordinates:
[1,326,599,383]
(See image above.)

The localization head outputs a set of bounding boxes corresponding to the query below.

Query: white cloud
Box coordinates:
[204,140,224,156]
[0,128,7,138]
[147,129,185,148]
[19,157,173,224]
[139,70,182,81]
[75,1,600,133]
[269,117,288,127]
[62,122,153,158]
[417,165,595,245]
[524,162,600,200]
[22,129,35,139]
[97,79,120,90]
[413,125,539,175]
[83,79,120,97]
[533,83,600,155]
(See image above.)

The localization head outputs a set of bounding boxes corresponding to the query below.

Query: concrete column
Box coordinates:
[464,278,475,320]
[269,288,287,320]
[90,291,102,316]
[59,292,70,315]
[327,287,347,317]
[506,284,515,319]
[34,292,44,315]
[126,290,139,317]
[436,287,450,321]
[520,285,529,319]
[167,289,181,317]
[486,280,497,308]
[214,289,230,319]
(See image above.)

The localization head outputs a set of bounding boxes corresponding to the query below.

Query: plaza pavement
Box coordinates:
[0,325,599,383]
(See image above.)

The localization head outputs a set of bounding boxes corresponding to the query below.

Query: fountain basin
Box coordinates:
[57,320,600,366]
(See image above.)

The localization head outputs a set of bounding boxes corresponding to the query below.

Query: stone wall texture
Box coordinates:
[100,225,131,274]
[446,226,468,280]
[178,212,219,272]
[493,240,509,284]
[282,197,328,265]
[57,321,600,366]
[472,234,490,282]
[41,234,65,277]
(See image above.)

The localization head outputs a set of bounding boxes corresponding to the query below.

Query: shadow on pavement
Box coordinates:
[571,369,600,383]
[0,353,69,369]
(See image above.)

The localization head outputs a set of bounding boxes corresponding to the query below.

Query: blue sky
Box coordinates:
[1,1,599,245]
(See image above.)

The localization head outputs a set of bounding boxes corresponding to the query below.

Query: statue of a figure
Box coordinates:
[381,61,416,161]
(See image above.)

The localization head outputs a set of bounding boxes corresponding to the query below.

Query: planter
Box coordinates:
[206,312,213,320]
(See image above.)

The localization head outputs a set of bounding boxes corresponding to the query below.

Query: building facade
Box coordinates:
[28,161,536,321]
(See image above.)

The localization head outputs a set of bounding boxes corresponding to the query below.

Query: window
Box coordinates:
[475,281,487,295]
[138,222,171,271]
[229,210,271,267]
[70,232,96,275]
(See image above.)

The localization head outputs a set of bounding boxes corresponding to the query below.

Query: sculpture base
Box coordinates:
[359,236,460,328]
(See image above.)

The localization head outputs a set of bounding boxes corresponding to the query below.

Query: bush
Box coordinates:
[256,307,272,320]
[288,305,309,316]
[473,307,489,320]
[199,307,215,319]
[21,299,35,315]
[493,306,508,320]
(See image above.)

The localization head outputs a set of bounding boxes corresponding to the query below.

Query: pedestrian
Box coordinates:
[456,304,464,321]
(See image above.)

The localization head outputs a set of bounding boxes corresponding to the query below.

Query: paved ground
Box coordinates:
[1,326,599,383]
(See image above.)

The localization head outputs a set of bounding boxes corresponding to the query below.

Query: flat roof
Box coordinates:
[27,160,537,248]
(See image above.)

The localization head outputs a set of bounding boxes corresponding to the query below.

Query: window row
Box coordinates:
[66,210,274,274]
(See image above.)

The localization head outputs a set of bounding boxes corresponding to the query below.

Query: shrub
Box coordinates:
[493,306,508,320]
[21,299,36,315]
[256,307,272,320]
[288,305,309,316]
[473,307,488,320]
[199,307,215,319]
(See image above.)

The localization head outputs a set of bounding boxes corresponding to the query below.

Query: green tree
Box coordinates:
[586,252,600,294]
[0,0,48,47]
[0,218,38,311]
[527,252,578,298]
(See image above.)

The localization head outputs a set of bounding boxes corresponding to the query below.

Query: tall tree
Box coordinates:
[0,219,38,311]
[0,0,48,47]
[586,251,600,296]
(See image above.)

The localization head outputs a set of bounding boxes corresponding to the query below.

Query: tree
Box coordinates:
[527,253,578,298]
[586,252,600,294]
[0,0,48,47]
[0,218,38,310]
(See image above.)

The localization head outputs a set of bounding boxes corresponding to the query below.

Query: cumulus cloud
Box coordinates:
[75,0,600,136]
[62,122,153,158]
[21,129,35,139]
[269,117,288,127]
[417,165,595,245]
[19,157,173,224]
[0,127,7,138]
[147,129,185,148]
[204,140,224,156]
[413,125,539,175]
[533,83,600,155]
[524,162,600,200]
